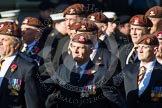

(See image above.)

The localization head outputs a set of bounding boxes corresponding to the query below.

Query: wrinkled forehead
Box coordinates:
[130,24,145,29]
[65,15,79,20]
[138,44,156,49]
[0,34,13,40]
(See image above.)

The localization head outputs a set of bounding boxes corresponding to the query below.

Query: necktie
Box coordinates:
[138,66,147,86]
[76,66,81,73]
[0,59,5,70]
[128,45,138,64]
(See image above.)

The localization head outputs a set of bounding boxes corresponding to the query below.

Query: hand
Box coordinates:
[45,90,60,108]
[106,22,117,36]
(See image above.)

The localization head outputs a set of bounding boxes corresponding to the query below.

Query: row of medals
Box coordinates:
[81,85,96,98]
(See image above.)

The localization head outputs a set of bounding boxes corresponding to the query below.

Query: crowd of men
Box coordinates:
[0,1,162,108]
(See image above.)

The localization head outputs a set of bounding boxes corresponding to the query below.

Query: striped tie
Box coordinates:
[138,66,147,85]
[128,45,138,64]
[0,59,5,70]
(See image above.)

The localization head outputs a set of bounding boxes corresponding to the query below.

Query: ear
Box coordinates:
[154,46,158,55]
[101,24,107,31]
[34,30,42,40]
[90,47,93,54]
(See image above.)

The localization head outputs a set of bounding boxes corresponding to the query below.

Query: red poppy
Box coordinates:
[35,47,40,53]
[11,64,17,72]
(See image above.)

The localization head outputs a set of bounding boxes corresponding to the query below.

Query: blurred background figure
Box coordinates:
[38,0,55,29]
[156,31,162,64]
[117,15,132,47]
[145,6,162,34]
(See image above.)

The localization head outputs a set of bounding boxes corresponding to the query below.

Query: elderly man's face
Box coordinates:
[148,17,162,34]
[0,35,19,57]
[137,44,157,62]
[21,25,41,44]
[65,15,82,35]
[71,41,93,65]
[130,25,148,44]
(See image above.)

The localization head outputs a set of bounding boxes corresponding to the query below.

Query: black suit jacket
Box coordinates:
[52,36,70,72]
[119,43,134,69]
[46,60,126,108]
[123,61,162,108]
[0,52,39,108]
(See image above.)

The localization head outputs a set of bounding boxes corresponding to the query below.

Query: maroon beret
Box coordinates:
[145,6,162,18]
[72,33,93,44]
[137,34,159,46]
[70,20,98,32]
[0,22,20,38]
[63,3,86,17]
[130,15,153,27]
[156,31,162,39]
[22,17,43,27]
[87,12,109,23]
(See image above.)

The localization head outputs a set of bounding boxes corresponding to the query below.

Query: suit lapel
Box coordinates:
[0,55,18,96]
[125,63,140,97]
[133,63,140,91]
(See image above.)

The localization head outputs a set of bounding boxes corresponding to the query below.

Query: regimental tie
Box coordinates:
[0,58,5,70]
[138,66,147,86]
[128,44,138,64]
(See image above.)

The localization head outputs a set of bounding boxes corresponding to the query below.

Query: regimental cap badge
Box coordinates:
[78,35,86,43]
[133,17,140,25]
[0,24,4,30]
[150,11,156,16]
[145,38,151,44]
[80,25,86,30]
[69,8,75,14]
[6,29,12,35]
[90,16,95,21]
[157,31,162,39]
[22,19,28,24]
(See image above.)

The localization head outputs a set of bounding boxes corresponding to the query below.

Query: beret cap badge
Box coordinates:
[69,8,75,14]
[22,19,28,24]
[6,29,12,35]
[80,25,86,30]
[146,38,151,44]
[90,16,95,21]
[134,18,140,25]
[78,36,86,43]
[150,11,156,16]
[0,24,4,29]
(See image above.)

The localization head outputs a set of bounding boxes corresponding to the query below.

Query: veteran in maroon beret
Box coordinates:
[69,19,98,41]
[45,32,126,108]
[155,31,162,64]
[123,34,162,108]
[145,6,162,34]
[20,17,45,67]
[52,3,88,72]
[119,15,153,69]
[68,19,115,70]
[21,17,43,44]
[0,21,39,108]
[63,3,87,35]
[87,12,109,39]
